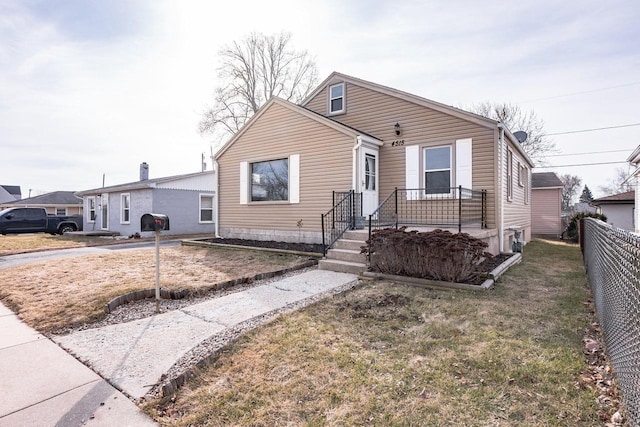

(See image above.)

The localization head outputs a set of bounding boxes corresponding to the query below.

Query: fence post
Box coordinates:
[394,187,398,229]
[482,190,487,229]
[458,185,462,233]
[331,191,335,230]
[367,214,372,264]
[350,190,356,229]
[579,218,585,253]
[321,213,326,256]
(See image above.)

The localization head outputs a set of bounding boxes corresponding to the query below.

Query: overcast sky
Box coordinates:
[2,0,639,198]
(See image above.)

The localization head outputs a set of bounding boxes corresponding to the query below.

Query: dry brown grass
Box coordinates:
[147,240,601,426]
[0,233,92,255]
[0,245,310,331]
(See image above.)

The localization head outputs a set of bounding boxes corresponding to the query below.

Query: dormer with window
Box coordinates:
[328,82,345,115]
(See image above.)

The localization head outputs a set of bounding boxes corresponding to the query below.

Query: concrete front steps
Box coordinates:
[318,230,368,274]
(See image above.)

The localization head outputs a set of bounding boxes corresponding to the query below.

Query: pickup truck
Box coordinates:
[0,207,83,235]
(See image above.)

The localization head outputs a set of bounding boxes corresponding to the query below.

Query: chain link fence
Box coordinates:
[582,218,640,425]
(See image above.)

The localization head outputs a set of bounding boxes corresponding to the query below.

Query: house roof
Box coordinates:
[300,71,534,168]
[592,190,635,205]
[76,170,215,196]
[627,145,640,164]
[302,71,499,128]
[1,185,21,197]
[11,191,82,206]
[215,97,383,160]
[532,172,563,189]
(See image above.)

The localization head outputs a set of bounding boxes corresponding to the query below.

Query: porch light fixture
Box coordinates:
[394,122,401,136]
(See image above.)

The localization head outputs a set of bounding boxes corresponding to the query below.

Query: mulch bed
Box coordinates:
[202,238,324,254]
[201,238,514,286]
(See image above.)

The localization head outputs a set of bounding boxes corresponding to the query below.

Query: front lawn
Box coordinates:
[146,240,605,425]
[0,245,311,331]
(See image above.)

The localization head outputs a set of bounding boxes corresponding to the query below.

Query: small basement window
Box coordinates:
[329,83,345,114]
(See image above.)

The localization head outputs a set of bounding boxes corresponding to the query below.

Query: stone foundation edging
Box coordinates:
[359,252,522,291]
[104,259,319,314]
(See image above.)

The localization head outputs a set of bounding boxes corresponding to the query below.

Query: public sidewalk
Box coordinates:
[0,302,156,426]
[1,269,358,426]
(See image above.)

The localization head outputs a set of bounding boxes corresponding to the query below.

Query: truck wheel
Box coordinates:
[59,225,76,234]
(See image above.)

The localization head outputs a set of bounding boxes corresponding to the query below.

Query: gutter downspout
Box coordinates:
[213,160,220,237]
[498,123,505,253]
[352,136,364,191]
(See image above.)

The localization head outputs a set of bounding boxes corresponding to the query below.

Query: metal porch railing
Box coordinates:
[367,186,487,243]
[320,190,362,256]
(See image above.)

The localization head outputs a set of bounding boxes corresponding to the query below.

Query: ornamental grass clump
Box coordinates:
[362,227,492,283]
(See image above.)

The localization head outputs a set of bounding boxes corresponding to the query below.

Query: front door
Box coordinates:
[360,146,379,216]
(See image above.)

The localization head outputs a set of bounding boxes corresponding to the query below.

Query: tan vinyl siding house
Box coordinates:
[215,72,534,254]
[216,98,375,243]
[531,172,563,237]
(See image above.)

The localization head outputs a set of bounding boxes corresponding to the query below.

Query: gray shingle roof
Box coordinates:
[13,191,82,205]
[592,190,635,204]
[532,172,563,189]
[1,185,21,197]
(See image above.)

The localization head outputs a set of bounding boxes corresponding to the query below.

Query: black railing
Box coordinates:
[321,190,362,256]
[368,186,487,243]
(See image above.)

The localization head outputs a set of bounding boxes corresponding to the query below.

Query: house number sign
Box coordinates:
[391,139,405,146]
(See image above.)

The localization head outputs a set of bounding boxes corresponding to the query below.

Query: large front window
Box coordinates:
[424,146,451,195]
[251,159,289,201]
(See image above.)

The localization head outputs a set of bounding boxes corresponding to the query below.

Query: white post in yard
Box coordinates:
[155,229,160,313]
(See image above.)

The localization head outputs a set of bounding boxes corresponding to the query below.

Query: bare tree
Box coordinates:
[200,32,318,149]
[560,174,582,211]
[468,102,555,165]
[598,166,633,195]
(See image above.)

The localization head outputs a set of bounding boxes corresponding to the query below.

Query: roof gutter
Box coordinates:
[214,160,220,237]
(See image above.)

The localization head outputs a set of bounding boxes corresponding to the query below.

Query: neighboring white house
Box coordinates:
[76,164,215,236]
[627,146,640,233]
[592,191,635,232]
[0,185,21,205]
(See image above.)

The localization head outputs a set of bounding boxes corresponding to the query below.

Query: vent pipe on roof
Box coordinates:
[140,162,149,181]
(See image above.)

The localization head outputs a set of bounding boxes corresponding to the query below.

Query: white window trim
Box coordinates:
[507,150,513,202]
[518,162,524,187]
[88,197,96,223]
[524,167,530,205]
[241,155,300,204]
[120,193,130,224]
[423,145,453,197]
[199,193,215,223]
[328,82,345,115]
[406,139,472,201]
[56,207,67,216]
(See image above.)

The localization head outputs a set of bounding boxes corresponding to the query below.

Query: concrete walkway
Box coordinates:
[55,270,358,400]
[0,302,156,426]
[1,269,357,426]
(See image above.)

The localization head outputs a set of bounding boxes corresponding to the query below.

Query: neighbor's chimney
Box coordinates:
[140,162,149,180]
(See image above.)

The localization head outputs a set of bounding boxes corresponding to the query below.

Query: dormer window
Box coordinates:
[329,83,345,114]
